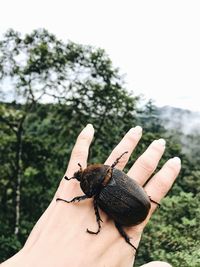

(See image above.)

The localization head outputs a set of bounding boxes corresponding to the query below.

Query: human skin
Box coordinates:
[1,124,181,267]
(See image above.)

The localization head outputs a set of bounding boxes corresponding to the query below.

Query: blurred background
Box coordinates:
[0,1,200,266]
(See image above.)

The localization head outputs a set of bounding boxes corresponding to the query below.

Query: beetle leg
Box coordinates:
[114,222,137,251]
[149,196,161,207]
[87,199,102,234]
[111,151,128,168]
[56,195,88,203]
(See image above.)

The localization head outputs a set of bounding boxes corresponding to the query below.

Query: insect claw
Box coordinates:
[64,175,75,181]
[56,198,70,203]
[86,228,100,235]
[149,196,161,207]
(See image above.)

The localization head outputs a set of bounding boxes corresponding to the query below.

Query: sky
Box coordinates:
[0,0,200,111]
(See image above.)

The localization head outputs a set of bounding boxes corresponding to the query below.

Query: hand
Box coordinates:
[2,124,181,267]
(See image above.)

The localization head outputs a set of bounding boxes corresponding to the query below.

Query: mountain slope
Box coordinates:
[157,106,200,135]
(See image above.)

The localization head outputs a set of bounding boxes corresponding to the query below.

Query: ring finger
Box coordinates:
[144,157,181,217]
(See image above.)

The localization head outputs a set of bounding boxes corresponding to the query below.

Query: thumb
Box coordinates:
[140,261,172,267]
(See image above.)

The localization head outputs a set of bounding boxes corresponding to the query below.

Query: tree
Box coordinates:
[0,29,139,260]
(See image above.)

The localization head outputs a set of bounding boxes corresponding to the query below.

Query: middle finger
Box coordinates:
[127,139,166,185]
[104,126,143,169]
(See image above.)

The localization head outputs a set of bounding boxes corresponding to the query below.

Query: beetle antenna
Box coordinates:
[78,163,83,172]
[111,151,128,169]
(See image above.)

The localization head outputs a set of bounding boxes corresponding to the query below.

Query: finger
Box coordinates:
[140,261,172,267]
[145,157,181,216]
[57,124,94,196]
[66,124,94,177]
[104,126,142,169]
[127,139,166,185]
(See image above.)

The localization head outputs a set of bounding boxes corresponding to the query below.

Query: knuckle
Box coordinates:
[156,177,169,193]
[72,147,87,159]
[79,135,89,143]
[151,143,164,154]
[165,161,180,176]
[78,131,91,144]
[126,131,141,143]
[148,141,165,156]
[137,155,157,173]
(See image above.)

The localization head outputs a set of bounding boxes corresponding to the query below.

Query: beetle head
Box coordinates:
[73,169,83,181]
[80,164,110,197]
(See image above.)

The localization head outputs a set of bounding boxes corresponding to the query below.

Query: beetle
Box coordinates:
[56,151,160,250]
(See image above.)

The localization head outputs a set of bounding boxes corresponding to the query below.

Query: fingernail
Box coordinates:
[86,123,94,129]
[156,138,166,146]
[172,157,181,164]
[131,125,142,134]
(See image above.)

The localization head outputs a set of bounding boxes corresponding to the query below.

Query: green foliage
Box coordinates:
[135,193,200,267]
[0,29,200,266]
[0,235,21,261]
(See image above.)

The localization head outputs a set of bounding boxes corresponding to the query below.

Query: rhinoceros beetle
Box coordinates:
[56,152,159,250]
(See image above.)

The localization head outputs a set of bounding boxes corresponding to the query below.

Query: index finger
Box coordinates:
[57,124,94,197]
[66,124,94,177]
